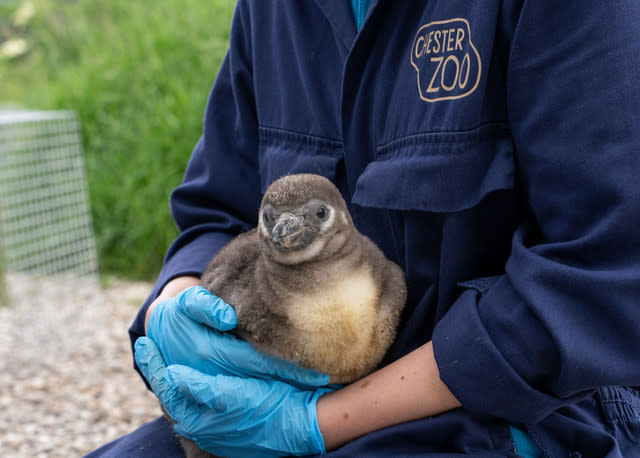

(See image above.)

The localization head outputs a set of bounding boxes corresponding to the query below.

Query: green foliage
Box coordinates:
[0,0,236,279]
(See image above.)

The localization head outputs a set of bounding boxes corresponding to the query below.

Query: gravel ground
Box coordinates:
[0,273,163,457]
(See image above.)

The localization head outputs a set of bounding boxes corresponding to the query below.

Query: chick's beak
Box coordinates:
[271,213,304,247]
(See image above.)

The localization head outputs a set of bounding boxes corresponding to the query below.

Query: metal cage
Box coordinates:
[0,109,98,278]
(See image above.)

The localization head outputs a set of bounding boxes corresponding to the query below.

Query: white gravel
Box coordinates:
[0,273,162,457]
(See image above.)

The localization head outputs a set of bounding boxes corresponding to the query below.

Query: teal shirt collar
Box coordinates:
[350,0,372,31]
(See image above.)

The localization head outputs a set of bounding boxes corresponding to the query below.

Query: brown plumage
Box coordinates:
[201,173,406,383]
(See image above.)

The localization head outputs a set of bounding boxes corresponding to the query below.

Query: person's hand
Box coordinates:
[135,337,333,457]
[144,285,330,387]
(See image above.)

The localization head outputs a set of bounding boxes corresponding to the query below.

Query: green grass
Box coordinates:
[0,0,236,280]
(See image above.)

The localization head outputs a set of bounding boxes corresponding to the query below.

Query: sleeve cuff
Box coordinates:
[432,276,587,423]
[154,231,234,297]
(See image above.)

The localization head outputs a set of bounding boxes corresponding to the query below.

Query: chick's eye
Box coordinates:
[316,206,327,219]
[263,211,271,225]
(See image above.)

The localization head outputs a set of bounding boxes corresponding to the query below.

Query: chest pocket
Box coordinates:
[352,124,514,212]
[349,124,518,331]
[258,126,343,193]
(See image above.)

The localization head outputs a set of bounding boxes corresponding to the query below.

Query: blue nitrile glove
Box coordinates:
[145,285,330,388]
[135,337,333,458]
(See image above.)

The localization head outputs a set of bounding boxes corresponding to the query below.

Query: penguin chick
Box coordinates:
[201,173,407,384]
[174,174,407,458]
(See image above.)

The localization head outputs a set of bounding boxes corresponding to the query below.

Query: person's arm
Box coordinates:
[136,329,461,455]
[144,283,461,450]
[317,341,460,450]
[431,0,640,424]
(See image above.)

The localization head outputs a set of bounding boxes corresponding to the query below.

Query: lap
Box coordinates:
[84,416,184,458]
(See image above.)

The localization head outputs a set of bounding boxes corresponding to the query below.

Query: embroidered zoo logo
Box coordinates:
[410,18,482,102]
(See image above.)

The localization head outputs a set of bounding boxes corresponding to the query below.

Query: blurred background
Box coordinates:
[1,0,235,280]
[0,1,236,456]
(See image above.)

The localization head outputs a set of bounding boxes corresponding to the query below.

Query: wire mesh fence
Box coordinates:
[0,109,98,284]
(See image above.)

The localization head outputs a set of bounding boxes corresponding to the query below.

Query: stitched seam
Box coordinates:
[258,125,343,150]
[599,400,639,406]
[599,401,640,423]
[376,122,511,154]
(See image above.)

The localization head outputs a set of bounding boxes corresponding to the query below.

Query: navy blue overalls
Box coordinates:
[91,1,640,456]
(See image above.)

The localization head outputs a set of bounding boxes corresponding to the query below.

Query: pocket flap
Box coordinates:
[352,125,514,212]
[258,127,343,193]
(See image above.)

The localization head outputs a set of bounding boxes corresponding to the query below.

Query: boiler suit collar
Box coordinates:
[314,0,380,49]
